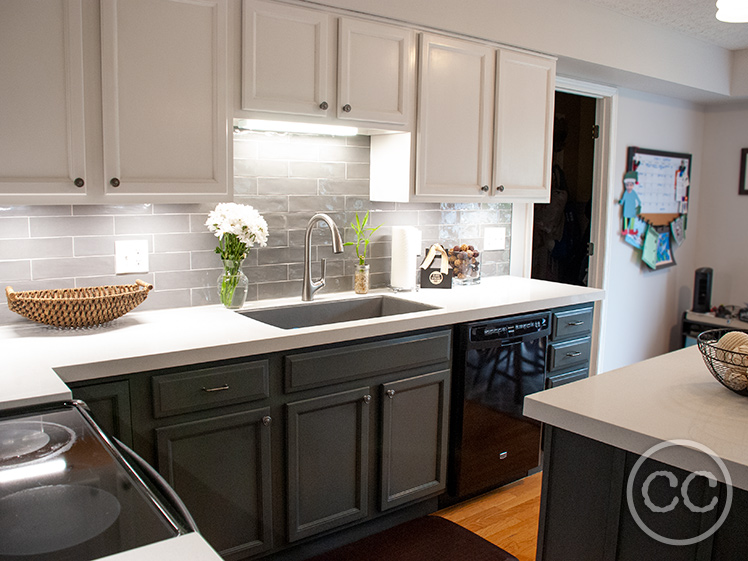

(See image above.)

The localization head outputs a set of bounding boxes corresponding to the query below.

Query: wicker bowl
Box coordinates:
[697,329,748,396]
[5,280,153,328]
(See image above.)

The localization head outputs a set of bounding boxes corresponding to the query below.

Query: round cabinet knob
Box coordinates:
[262,415,272,427]
[496,185,505,192]
[74,177,85,188]
[342,104,352,113]
[110,177,120,187]
[363,394,372,404]
[480,185,489,192]
[319,101,329,110]
[386,389,395,399]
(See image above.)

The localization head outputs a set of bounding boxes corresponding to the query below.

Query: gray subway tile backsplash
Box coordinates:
[0,132,511,325]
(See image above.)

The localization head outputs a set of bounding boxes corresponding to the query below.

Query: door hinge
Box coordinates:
[587,242,595,256]
[591,125,600,139]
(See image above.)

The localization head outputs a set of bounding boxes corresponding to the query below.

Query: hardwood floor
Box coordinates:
[436,472,542,561]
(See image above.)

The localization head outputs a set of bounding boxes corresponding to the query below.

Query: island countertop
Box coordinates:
[524,345,748,490]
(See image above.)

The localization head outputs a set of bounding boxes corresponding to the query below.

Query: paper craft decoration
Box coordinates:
[641,226,658,269]
[641,225,676,270]
[670,216,686,246]
[624,216,647,249]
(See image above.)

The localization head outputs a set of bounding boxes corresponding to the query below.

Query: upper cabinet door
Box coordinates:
[337,18,414,126]
[0,0,87,200]
[242,0,333,117]
[416,33,495,201]
[493,49,555,202]
[100,0,230,198]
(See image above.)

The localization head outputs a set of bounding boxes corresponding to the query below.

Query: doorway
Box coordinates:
[531,91,597,286]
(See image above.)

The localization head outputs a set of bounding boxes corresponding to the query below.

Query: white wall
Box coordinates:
[697,101,748,306]
[601,89,705,372]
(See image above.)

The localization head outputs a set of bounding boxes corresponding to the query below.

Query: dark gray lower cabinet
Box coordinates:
[70,379,133,447]
[380,369,449,510]
[286,387,371,542]
[155,408,273,560]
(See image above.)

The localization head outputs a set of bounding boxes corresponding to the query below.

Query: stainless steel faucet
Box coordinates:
[302,213,344,301]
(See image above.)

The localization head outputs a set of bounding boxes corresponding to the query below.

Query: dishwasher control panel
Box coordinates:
[469,313,549,342]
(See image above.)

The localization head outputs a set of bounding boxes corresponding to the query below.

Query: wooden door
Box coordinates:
[337,18,414,126]
[100,0,230,199]
[380,369,450,510]
[416,33,495,201]
[286,387,370,541]
[156,408,273,559]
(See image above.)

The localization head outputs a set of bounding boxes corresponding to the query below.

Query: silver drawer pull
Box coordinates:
[566,351,582,357]
[567,321,585,326]
[201,384,230,393]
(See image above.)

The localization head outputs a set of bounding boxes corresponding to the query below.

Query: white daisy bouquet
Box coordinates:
[205,203,268,307]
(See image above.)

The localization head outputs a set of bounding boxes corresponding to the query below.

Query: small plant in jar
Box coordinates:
[345,211,381,294]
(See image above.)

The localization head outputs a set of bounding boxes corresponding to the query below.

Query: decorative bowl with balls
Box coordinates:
[697,329,748,395]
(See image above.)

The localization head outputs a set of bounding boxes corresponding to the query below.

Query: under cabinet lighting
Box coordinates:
[234,119,358,137]
[716,0,748,22]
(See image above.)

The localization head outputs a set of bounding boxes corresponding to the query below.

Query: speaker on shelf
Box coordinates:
[693,267,713,313]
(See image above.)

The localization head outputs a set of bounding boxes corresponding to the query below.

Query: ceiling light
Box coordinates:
[234,119,358,137]
[716,0,748,23]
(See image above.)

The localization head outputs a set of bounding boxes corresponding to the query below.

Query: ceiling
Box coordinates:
[581,0,748,50]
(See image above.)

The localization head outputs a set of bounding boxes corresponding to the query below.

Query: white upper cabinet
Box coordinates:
[101,0,230,199]
[0,0,231,204]
[415,33,496,201]
[241,0,415,130]
[493,49,555,202]
[378,32,555,204]
[337,18,414,126]
[0,0,88,200]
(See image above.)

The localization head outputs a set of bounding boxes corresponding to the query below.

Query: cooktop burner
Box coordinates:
[0,421,76,468]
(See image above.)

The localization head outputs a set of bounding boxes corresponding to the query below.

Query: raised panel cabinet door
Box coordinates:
[0,0,87,201]
[416,33,495,201]
[286,387,370,542]
[337,18,415,126]
[242,0,333,117]
[493,49,555,202]
[156,408,273,560]
[100,0,230,198]
[71,380,133,447]
[380,369,450,510]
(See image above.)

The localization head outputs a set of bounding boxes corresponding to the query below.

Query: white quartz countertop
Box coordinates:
[2,275,602,411]
[524,345,748,490]
[98,533,222,561]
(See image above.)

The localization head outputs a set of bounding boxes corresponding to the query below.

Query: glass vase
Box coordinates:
[218,259,249,309]
[354,263,370,294]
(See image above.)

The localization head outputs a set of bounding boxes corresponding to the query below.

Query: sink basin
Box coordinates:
[238,295,440,329]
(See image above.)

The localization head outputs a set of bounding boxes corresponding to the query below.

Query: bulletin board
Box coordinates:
[622,147,692,270]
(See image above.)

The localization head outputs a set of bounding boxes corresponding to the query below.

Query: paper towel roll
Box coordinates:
[390,226,422,290]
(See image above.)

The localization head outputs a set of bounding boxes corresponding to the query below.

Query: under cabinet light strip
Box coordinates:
[233,119,358,137]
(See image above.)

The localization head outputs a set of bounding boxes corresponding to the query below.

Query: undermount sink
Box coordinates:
[238,295,440,330]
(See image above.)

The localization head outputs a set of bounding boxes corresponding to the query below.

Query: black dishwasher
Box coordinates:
[446,312,550,503]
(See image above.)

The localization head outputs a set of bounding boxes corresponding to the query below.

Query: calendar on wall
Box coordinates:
[621,147,692,270]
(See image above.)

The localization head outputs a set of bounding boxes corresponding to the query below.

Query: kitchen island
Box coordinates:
[525,345,748,561]
[1,276,603,561]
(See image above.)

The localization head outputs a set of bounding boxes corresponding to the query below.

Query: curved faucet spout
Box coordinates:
[302,213,344,301]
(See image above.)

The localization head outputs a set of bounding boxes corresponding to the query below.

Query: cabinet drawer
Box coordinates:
[546,367,588,389]
[548,337,591,372]
[552,306,593,340]
[152,360,269,418]
[285,330,451,392]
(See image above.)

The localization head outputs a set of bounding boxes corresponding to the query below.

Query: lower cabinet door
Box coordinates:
[380,369,450,510]
[155,408,273,559]
[286,387,371,542]
[71,380,133,447]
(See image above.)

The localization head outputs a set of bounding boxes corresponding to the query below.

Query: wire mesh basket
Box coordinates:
[697,329,748,396]
[5,280,153,328]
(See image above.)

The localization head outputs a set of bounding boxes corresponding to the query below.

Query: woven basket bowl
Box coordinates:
[5,280,153,328]
[697,329,748,396]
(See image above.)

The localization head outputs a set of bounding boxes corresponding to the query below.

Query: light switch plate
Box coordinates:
[115,240,149,274]
[483,227,506,251]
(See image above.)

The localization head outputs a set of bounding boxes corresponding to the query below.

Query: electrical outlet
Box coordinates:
[483,227,506,251]
[115,240,149,274]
